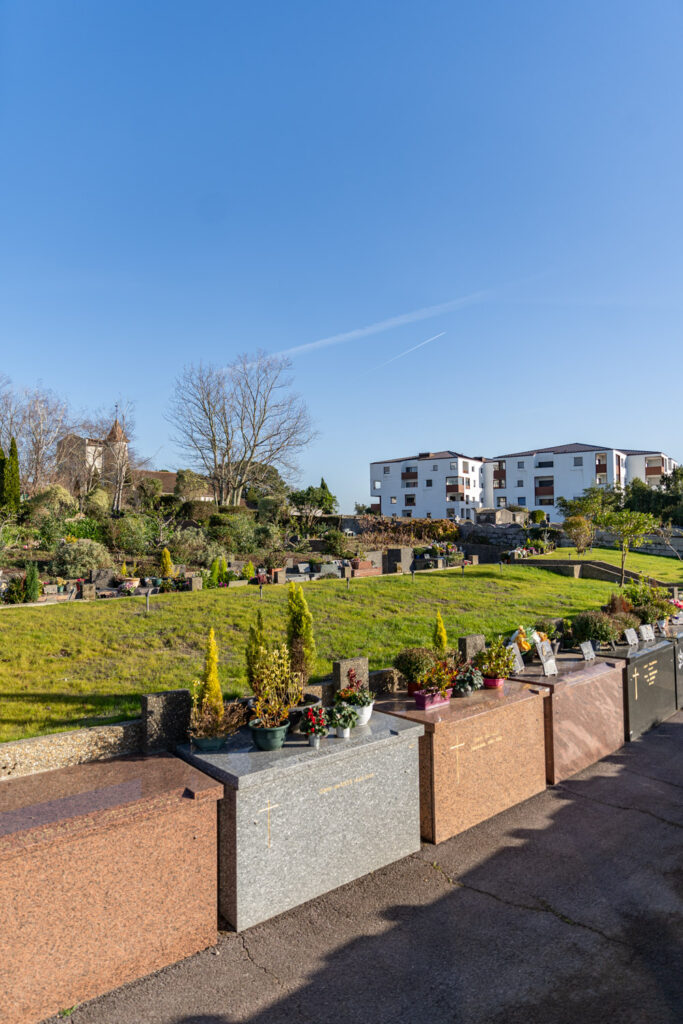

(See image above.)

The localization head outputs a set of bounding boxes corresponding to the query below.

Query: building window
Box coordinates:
[516,480,523,488]
[402,481,417,489]
[537,460,554,468]
[462,461,469,473]
[517,461,524,469]
[447,508,455,518]
[517,496,526,506]
[426,512,432,518]
[426,479,433,487]
[404,495,415,507]
[538,498,554,506]
[432,464,439,471]
[405,465,417,473]
[536,478,553,489]
[383,466,390,474]
[596,474,607,486]
[447,495,457,502]
[573,456,583,467]
[373,480,381,489]
[403,510,412,518]
[497,496,507,508]
[449,461,457,470]
[390,496,397,504]
[492,479,504,489]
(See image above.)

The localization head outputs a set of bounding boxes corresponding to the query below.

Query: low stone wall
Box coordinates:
[0,719,143,779]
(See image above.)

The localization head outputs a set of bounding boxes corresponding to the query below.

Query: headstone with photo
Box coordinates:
[624,628,640,647]
[580,641,596,661]
[639,624,655,643]
[657,619,669,636]
[535,639,558,677]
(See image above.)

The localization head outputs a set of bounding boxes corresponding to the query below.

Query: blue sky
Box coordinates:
[1,1,682,510]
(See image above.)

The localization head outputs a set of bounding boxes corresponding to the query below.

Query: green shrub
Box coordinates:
[570,611,620,646]
[61,516,106,543]
[3,576,25,603]
[23,485,76,523]
[323,528,347,557]
[109,514,154,556]
[246,608,268,686]
[179,500,214,524]
[530,510,546,524]
[24,562,40,602]
[242,560,256,580]
[286,582,316,684]
[84,487,111,518]
[393,647,437,684]
[611,611,641,637]
[50,539,112,578]
[39,514,67,549]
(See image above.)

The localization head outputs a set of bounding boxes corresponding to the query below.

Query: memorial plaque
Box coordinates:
[657,619,669,635]
[624,628,639,647]
[541,656,558,677]
[179,713,423,930]
[580,641,596,662]
[506,644,526,674]
[375,683,547,842]
[638,624,655,643]
[604,641,677,740]
[509,653,625,784]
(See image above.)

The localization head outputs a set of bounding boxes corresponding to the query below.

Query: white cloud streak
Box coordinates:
[277,289,487,358]
[376,331,447,368]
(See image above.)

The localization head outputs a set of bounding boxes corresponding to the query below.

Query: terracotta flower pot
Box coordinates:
[483,677,505,689]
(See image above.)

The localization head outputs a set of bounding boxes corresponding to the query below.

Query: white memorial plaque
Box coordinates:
[541,656,558,677]
[624,628,639,647]
[506,644,526,674]
[536,639,554,661]
[638,624,655,643]
[657,619,669,635]
[580,641,596,661]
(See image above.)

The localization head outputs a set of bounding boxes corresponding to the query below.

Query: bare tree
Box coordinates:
[22,387,70,494]
[0,376,26,461]
[168,353,315,506]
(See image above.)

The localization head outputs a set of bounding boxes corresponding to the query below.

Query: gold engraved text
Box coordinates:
[319,773,375,795]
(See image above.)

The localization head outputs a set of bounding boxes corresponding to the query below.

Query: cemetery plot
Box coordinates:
[604,641,677,740]
[179,712,423,931]
[509,652,625,784]
[375,683,548,843]
[0,755,221,1024]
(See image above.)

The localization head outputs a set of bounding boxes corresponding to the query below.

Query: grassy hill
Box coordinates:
[0,564,622,742]
[533,546,683,583]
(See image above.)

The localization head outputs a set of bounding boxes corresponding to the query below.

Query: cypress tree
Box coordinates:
[160,547,173,578]
[24,563,40,603]
[246,608,268,686]
[4,438,20,511]
[0,446,5,506]
[198,627,224,717]
[286,582,316,684]
[433,610,448,658]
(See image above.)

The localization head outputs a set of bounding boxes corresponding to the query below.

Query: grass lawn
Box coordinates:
[533,546,683,584]
[0,564,622,743]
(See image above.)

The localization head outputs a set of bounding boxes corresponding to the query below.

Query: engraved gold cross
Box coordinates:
[258,799,280,848]
[632,667,639,701]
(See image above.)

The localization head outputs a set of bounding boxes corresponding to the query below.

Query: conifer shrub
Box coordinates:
[286,582,316,684]
[246,608,269,686]
[24,562,40,603]
[432,610,448,657]
[242,560,256,580]
[197,627,224,717]
[160,547,174,578]
[49,539,112,578]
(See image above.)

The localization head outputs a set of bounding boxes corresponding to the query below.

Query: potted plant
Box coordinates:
[299,706,328,748]
[249,644,303,751]
[329,703,358,739]
[393,647,437,696]
[453,661,484,697]
[189,628,247,751]
[334,667,375,725]
[413,660,457,710]
[288,692,323,733]
[474,636,516,689]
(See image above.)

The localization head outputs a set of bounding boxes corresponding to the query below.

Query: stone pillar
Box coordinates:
[189,576,203,591]
[141,690,192,754]
[458,634,486,661]
[333,656,370,692]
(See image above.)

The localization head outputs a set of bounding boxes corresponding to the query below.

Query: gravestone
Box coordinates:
[319,563,339,578]
[639,624,655,643]
[624,628,639,647]
[189,575,203,591]
[580,641,596,661]
[179,713,423,931]
[341,565,352,579]
[297,563,310,574]
[657,619,669,635]
[271,568,286,584]
[604,641,677,740]
[535,640,558,676]
[141,689,192,753]
[458,634,486,661]
[80,583,96,600]
[42,584,58,595]
[90,569,113,587]
[333,656,370,695]
[506,644,525,674]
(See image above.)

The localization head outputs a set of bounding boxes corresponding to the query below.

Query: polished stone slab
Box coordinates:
[375,682,548,844]
[509,653,625,783]
[178,711,423,931]
[602,640,677,740]
[661,622,683,708]
[0,755,222,1024]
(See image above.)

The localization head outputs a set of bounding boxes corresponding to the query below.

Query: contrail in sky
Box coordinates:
[277,289,487,358]
[376,331,447,368]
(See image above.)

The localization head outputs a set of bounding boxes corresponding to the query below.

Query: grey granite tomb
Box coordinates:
[178,711,423,931]
[601,640,677,740]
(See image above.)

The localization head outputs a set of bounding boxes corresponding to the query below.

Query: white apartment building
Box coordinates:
[370,442,678,521]
[369,451,485,520]
[482,443,678,518]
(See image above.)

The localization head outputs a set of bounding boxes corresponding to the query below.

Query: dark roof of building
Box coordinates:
[491,442,613,459]
[621,449,665,456]
[372,450,480,465]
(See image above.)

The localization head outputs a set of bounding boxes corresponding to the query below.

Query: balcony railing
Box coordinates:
[401,471,417,481]
[645,465,663,476]
[534,486,555,496]
[445,484,464,495]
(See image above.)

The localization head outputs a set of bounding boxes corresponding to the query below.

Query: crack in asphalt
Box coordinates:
[428,860,631,949]
[558,783,683,830]
[238,935,284,988]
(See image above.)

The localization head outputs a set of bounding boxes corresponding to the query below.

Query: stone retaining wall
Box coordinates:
[0,719,144,779]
